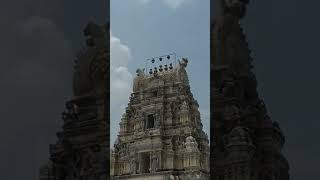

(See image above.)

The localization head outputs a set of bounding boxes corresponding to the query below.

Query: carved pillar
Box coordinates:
[149,151,152,173]
[137,153,141,174]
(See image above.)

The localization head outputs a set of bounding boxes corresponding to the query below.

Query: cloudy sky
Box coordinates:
[110,0,210,145]
[0,1,106,179]
[241,1,320,179]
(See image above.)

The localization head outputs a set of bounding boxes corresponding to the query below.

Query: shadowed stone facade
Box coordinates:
[111,59,210,180]
[211,0,290,179]
[39,23,109,180]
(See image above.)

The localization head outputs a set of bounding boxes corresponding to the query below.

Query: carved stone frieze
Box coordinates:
[111,59,209,179]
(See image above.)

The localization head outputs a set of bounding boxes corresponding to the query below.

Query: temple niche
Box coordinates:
[111,57,210,180]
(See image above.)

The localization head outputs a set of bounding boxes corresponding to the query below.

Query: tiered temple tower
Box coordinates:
[111,58,210,180]
[39,23,109,180]
[211,0,290,180]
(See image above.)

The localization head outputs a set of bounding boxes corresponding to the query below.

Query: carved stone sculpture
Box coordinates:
[212,0,290,179]
[39,23,108,180]
[111,60,209,179]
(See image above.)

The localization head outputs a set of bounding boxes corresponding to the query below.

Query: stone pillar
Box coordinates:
[149,151,152,173]
[159,151,162,170]
[139,153,143,174]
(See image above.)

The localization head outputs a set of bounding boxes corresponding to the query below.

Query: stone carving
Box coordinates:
[181,100,189,111]
[136,68,145,77]
[150,152,159,173]
[62,102,78,123]
[111,60,209,179]
[212,0,289,179]
[227,126,252,145]
[223,104,240,121]
[40,22,108,180]
[133,68,145,91]
[178,58,188,69]
[154,112,160,128]
[219,80,236,97]
[176,58,189,84]
[185,136,199,152]
[73,23,107,97]
[130,156,137,174]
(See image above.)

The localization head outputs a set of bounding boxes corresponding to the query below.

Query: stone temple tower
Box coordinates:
[111,58,210,180]
[211,0,290,180]
[39,23,109,180]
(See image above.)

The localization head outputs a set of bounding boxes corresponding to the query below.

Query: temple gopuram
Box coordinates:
[39,23,109,180]
[111,57,210,180]
[211,0,290,179]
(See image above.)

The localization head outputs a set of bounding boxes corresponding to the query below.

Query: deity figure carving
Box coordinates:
[130,157,137,174]
[133,68,145,91]
[176,58,189,84]
[150,152,159,173]
[185,136,199,152]
[181,101,189,111]
[227,126,252,145]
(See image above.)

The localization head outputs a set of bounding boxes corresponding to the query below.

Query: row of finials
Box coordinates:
[149,63,174,74]
[150,55,171,63]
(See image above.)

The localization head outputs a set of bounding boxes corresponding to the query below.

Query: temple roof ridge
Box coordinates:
[133,57,190,92]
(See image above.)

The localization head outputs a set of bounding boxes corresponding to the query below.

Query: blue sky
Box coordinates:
[110,0,210,145]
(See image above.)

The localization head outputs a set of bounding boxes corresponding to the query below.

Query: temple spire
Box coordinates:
[211,0,290,179]
[212,0,251,69]
[112,59,210,179]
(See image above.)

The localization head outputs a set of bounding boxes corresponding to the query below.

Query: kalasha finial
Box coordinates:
[169,63,173,70]
[159,65,163,72]
[145,53,177,74]
[164,64,168,71]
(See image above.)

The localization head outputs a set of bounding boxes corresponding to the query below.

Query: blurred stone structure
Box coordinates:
[211,0,290,180]
[39,22,109,180]
[111,58,210,180]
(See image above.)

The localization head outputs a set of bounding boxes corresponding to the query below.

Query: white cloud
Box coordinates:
[139,0,151,4]
[110,32,133,145]
[139,0,193,9]
[110,32,132,67]
[163,0,193,9]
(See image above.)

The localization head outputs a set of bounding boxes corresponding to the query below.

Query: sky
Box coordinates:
[110,0,210,145]
[210,0,320,179]
[0,1,106,179]
[241,1,320,179]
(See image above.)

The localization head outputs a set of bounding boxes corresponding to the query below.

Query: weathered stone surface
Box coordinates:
[211,0,290,180]
[39,22,109,180]
[111,58,210,180]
